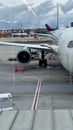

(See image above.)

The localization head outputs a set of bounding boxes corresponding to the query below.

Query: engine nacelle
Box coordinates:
[17,48,32,64]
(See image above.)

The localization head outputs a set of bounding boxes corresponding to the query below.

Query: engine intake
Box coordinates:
[17,48,32,64]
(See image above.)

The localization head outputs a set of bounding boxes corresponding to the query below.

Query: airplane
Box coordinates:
[45,24,58,31]
[0,27,73,73]
[46,25,66,42]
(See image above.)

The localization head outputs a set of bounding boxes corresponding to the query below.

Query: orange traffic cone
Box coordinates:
[21,67,25,73]
[14,67,18,73]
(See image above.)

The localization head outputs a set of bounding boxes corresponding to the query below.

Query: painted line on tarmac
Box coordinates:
[31,78,42,111]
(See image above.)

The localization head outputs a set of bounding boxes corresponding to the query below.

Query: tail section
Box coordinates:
[45,24,58,31]
[45,24,52,31]
[45,3,59,32]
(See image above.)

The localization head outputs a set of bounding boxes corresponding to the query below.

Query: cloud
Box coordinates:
[0,0,72,29]
[35,0,55,16]
[61,0,73,13]
[0,3,4,6]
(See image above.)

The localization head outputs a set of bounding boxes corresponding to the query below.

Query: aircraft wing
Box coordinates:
[34,33,58,42]
[0,41,58,53]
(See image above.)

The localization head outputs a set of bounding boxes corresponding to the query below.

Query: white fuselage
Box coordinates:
[57,28,73,73]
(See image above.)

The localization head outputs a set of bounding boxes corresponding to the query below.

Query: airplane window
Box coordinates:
[67,41,73,48]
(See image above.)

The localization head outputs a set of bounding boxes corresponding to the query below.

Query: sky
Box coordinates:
[0,0,73,29]
[0,0,68,7]
[0,0,47,7]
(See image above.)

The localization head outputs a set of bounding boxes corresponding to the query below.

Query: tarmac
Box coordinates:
[0,36,73,129]
[0,51,73,110]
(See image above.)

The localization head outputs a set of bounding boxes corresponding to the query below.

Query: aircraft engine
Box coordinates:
[17,48,32,64]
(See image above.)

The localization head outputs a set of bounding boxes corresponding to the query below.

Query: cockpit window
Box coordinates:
[67,41,73,48]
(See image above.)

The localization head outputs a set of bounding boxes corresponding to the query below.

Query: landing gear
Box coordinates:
[39,59,47,67]
[39,50,47,67]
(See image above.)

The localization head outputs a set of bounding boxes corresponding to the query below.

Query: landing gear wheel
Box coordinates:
[39,59,42,67]
[39,59,47,67]
[44,59,47,67]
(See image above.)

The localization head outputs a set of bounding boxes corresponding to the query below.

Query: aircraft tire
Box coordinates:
[44,59,47,67]
[39,59,47,67]
[39,59,42,67]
